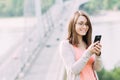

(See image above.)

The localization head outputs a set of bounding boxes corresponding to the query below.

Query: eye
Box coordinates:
[78,22,83,25]
[77,22,88,26]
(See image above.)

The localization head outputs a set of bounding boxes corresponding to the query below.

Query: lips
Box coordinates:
[80,29,87,33]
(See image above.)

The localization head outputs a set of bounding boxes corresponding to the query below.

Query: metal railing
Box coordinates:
[0,0,89,80]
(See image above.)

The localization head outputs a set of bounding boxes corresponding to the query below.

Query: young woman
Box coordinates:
[59,10,103,80]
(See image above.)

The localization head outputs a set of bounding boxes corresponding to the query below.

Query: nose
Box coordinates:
[83,24,87,28]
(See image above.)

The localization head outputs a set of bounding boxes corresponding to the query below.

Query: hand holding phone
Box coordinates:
[94,35,102,56]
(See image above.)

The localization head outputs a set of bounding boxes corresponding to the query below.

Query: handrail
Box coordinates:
[0,4,62,80]
[0,0,89,80]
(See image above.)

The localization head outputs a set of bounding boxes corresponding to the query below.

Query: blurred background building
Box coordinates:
[0,0,120,80]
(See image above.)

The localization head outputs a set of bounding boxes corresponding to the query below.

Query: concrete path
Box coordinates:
[17,5,70,80]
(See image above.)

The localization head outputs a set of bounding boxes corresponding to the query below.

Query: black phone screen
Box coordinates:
[94,35,102,43]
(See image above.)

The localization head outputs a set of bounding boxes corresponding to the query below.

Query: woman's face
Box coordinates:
[75,15,89,36]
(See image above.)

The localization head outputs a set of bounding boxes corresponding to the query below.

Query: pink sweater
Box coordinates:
[73,46,97,80]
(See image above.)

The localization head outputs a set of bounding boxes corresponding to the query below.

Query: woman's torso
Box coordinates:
[73,46,97,80]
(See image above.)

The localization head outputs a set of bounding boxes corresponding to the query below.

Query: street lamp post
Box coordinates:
[35,0,44,39]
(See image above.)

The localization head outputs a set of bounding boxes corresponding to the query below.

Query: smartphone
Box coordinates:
[94,35,102,43]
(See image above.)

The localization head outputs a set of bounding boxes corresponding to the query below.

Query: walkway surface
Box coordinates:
[22,25,65,80]
[17,5,70,80]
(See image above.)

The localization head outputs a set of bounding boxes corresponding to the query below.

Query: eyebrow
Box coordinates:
[77,21,87,23]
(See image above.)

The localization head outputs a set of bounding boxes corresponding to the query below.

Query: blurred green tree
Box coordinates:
[79,0,120,15]
[97,67,120,80]
[0,0,55,17]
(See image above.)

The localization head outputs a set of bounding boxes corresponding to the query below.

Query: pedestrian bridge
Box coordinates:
[0,0,89,80]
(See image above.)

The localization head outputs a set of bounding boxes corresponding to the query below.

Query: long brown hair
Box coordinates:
[67,10,92,47]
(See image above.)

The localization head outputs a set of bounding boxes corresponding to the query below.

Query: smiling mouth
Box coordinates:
[80,29,87,32]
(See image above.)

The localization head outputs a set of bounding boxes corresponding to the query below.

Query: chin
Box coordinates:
[82,34,86,36]
[78,34,86,36]
[78,32,87,36]
[81,33,87,36]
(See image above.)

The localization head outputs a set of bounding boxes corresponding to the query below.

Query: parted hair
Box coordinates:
[67,10,92,47]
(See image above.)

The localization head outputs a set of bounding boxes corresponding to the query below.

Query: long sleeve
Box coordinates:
[93,55,103,71]
[59,40,93,75]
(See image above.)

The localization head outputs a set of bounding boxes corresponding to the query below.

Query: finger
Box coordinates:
[94,41,100,44]
[94,44,102,50]
[93,42,100,47]
[94,50,101,56]
[94,47,101,53]
[95,50,101,56]
[93,50,99,54]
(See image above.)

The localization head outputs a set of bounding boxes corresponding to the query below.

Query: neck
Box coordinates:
[77,36,86,49]
[78,36,83,43]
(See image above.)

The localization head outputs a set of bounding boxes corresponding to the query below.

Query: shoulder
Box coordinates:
[59,39,71,47]
[59,39,74,53]
[59,39,75,58]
